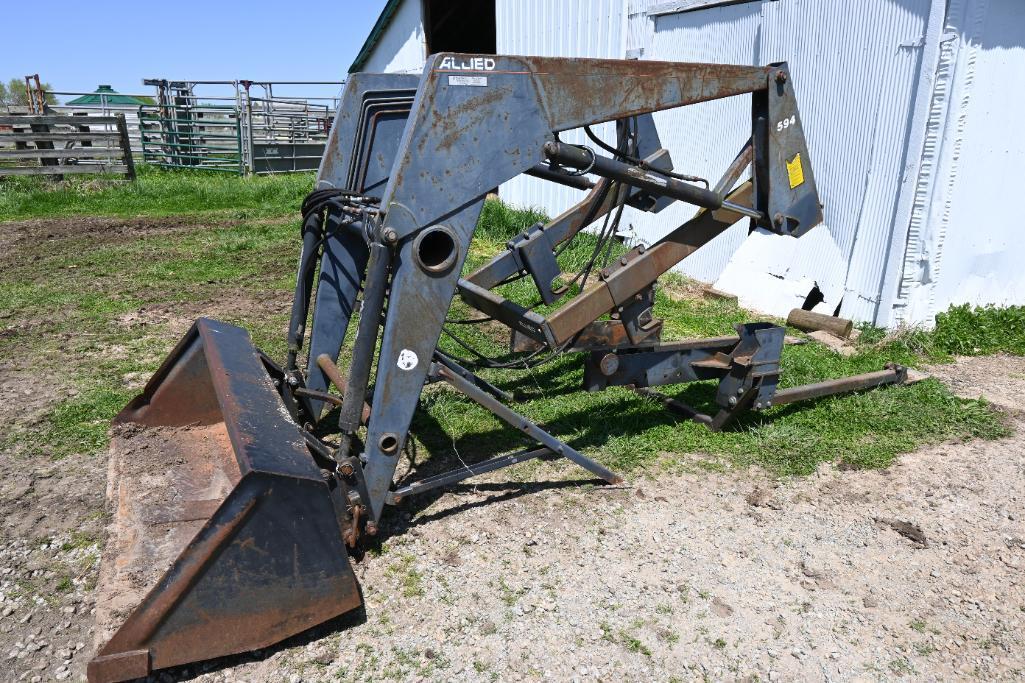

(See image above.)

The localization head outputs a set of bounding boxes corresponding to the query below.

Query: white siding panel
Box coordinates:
[627,0,660,57]
[713,0,934,320]
[362,0,427,74]
[901,0,1025,322]
[496,0,628,215]
[636,1,762,284]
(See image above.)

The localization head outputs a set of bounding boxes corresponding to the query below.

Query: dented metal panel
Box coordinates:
[891,0,1025,325]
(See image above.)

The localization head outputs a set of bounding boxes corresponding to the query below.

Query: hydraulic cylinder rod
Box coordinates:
[544,141,722,210]
[337,241,389,459]
[543,141,762,219]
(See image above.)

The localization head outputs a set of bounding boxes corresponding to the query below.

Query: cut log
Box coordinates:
[787,308,854,339]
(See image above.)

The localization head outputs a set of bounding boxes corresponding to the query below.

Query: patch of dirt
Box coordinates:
[114,288,293,341]
[0,215,204,255]
[0,214,292,255]
[928,354,1025,414]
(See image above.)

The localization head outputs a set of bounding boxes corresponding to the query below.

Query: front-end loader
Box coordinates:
[88,54,907,682]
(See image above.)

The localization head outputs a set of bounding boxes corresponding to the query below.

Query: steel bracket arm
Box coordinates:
[354,55,824,520]
[376,54,789,241]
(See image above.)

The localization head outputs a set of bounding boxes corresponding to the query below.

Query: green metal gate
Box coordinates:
[138,98,243,174]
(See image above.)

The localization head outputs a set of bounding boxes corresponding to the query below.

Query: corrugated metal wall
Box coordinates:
[632,2,762,284]
[495,0,628,215]
[640,0,937,320]
[893,0,1025,325]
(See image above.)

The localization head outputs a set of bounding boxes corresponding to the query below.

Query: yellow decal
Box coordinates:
[786,154,805,189]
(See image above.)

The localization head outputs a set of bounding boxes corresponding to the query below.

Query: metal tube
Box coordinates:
[337,242,390,452]
[721,200,762,219]
[317,354,371,424]
[770,366,907,406]
[387,448,553,504]
[433,361,623,485]
[524,163,596,191]
[286,213,323,371]
[544,141,723,210]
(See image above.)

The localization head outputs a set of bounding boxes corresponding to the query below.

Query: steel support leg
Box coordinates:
[431,358,623,485]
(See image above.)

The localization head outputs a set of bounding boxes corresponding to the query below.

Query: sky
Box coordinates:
[1,0,389,102]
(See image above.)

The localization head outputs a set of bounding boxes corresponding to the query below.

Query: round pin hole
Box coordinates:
[379,433,400,454]
[413,226,458,273]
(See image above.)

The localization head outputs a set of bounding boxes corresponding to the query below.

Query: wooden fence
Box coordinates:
[0,113,136,179]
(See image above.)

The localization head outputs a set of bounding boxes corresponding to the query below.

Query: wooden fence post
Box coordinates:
[115,113,136,180]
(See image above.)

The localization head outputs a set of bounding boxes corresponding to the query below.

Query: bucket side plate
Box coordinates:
[89,319,362,683]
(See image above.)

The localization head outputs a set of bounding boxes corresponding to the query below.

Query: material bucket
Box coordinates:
[89,318,362,683]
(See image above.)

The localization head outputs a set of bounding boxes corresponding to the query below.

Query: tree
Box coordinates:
[0,77,57,106]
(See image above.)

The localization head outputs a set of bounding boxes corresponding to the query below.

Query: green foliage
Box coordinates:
[1,77,57,106]
[932,304,1025,356]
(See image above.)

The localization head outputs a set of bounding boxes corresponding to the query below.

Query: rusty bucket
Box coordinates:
[88,318,362,683]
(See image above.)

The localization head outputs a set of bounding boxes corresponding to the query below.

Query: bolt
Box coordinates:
[620,256,628,266]
[365,521,378,536]
[776,70,788,84]
[728,396,737,407]
[383,228,398,243]
[765,401,772,408]
[737,387,745,396]
[637,244,646,254]
[773,213,784,227]
[755,402,762,410]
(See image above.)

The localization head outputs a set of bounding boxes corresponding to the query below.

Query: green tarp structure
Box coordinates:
[66,85,151,106]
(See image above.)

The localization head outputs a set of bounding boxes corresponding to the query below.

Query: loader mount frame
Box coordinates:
[284,54,904,533]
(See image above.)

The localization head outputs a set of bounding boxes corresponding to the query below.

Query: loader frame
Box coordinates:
[286,54,904,530]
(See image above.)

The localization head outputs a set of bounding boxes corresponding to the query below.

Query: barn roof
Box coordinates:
[349,0,405,73]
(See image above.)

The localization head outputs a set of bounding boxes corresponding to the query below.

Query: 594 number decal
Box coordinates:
[776,115,797,132]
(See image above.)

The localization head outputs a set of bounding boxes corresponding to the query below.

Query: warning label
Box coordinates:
[786,154,805,189]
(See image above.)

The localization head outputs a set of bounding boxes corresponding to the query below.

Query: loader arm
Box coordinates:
[339,54,822,521]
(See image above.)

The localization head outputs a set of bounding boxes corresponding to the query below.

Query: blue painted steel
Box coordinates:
[361,199,486,519]
[315,73,420,189]
[377,54,772,241]
[304,74,419,411]
[351,53,825,519]
[305,224,369,411]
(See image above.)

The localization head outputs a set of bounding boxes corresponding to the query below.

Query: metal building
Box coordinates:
[350,0,1025,327]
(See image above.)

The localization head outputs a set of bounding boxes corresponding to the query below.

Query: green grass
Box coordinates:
[0,172,1014,479]
[0,164,313,219]
[932,304,1025,356]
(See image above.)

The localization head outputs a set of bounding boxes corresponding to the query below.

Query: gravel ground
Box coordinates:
[1,356,1023,682]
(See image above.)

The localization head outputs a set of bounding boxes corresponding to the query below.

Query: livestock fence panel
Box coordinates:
[138,79,341,175]
[0,113,135,179]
